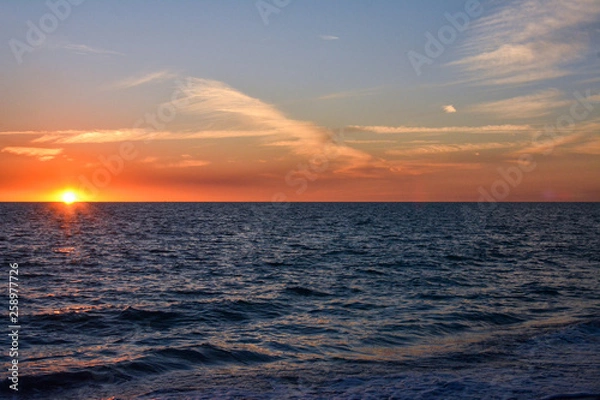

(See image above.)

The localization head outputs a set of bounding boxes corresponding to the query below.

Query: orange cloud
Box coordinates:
[27,77,378,177]
[1,146,63,161]
[387,142,517,157]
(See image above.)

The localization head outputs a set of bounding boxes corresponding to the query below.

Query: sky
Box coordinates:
[0,0,599,202]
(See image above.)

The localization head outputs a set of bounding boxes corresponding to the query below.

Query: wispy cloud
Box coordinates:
[443,105,457,113]
[318,86,384,101]
[27,77,377,176]
[110,70,177,90]
[139,157,159,164]
[319,35,339,41]
[0,130,61,136]
[509,132,589,156]
[63,43,124,56]
[349,124,532,134]
[577,76,600,85]
[570,135,600,155]
[30,129,277,144]
[176,78,374,173]
[388,161,483,176]
[387,142,516,157]
[345,139,397,145]
[160,160,211,168]
[450,0,600,85]
[469,89,571,119]
[1,146,62,161]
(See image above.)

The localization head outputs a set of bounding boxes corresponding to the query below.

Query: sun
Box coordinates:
[61,191,78,204]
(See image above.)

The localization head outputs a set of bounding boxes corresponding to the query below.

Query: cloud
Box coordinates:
[88,154,210,169]
[345,139,397,144]
[387,161,483,176]
[588,94,600,104]
[175,78,332,154]
[450,0,600,85]
[1,146,62,161]
[30,129,277,144]
[28,123,534,147]
[110,70,177,90]
[176,78,374,171]
[318,86,383,100]
[509,132,589,156]
[570,135,600,155]
[443,105,457,113]
[26,77,377,175]
[63,43,124,56]
[469,89,571,119]
[161,160,211,168]
[577,76,600,85]
[349,124,532,134]
[319,35,339,40]
[387,142,516,157]
[0,130,58,136]
[139,157,159,163]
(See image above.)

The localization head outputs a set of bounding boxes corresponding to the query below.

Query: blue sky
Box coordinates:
[1,0,599,201]
[0,0,499,128]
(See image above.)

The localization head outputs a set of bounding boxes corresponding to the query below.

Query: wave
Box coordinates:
[284,286,332,297]
[6,343,280,398]
[7,319,600,399]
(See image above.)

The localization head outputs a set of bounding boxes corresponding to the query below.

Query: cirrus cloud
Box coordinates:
[110,70,178,90]
[469,89,572,119]
[1,146,63,161]
[20,77,378,176]
[450,0,600,86]
[348,124,532,135]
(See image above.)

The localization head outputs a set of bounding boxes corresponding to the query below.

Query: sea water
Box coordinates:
[1,202,599,399]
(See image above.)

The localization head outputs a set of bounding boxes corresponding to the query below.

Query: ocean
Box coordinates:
[1,202,599,399]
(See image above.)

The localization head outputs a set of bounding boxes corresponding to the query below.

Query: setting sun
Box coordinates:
[61,191,78,204]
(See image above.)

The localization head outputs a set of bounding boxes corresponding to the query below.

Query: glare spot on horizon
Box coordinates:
[61,191,78,204]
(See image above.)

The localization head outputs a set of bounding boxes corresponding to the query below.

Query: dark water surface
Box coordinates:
[1,203,599,399]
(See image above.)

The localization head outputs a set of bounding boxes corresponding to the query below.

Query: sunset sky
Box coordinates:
[1,0,599,202]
